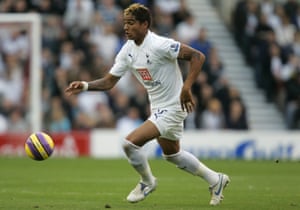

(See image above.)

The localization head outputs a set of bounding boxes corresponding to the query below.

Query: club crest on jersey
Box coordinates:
[137,68,152,81]
[146,53,151,64]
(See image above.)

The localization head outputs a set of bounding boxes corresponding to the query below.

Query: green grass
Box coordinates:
[0,157,299,210]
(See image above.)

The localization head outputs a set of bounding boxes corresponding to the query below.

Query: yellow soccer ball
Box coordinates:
[25,132,55,161]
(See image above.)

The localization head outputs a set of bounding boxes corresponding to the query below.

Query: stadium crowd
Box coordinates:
[0,0,249,134]
[232,0,300,129]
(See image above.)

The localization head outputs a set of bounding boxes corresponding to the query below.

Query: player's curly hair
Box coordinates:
[124,3,152,28]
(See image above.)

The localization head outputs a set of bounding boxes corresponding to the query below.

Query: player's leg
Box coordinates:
[158,138,230,206]
[122,120,159,203]
[158,137,219,183]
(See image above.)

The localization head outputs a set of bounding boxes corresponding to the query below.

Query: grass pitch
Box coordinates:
[0,157,299,210]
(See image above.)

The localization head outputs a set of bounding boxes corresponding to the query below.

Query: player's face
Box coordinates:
[123,14,148,45]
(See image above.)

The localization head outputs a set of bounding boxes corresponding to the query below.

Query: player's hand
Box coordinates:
[180,86,195,113]
[65,81,85,96]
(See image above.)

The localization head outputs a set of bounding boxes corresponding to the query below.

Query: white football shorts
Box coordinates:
[148,108,188,141]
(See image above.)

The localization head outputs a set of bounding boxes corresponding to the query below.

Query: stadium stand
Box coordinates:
[187,0,287,130]
[0,0,297,131]
[229,0,300,129]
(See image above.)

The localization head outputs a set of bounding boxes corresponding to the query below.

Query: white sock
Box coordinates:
[164,150,219,185]
[122,139,155,185]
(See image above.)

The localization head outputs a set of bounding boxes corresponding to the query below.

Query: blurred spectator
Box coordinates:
[274,12,296,50]
[252,12,274,89]
[243,0,259,65]
[200,98,225,129]
[90,23,119,65]
[257,30,278,101]
[46,97,72,132]
[291,6,300,30]
[64,0,94,32]
[42,15,64,53]
[215,79,245,119]
[197,82,214,115]
[172,0,190,26]
[0,55,5,76]
[192,72,210,128]
[269,43,298,107]
[285,71,300,129]
[190,27,213,59]
[63,94,94,130]
[268,42,282,102]
[260,0,275,21]
[89,12,106,41]
[192,73,209,105]
[94,103,115,128]
[154,0,180,15]
[76,71,109,120]
[109,88,131,119]
[0,114,8,133]
[153,12,174,36]
[225,99,249,130]
[59,41,75,70]
[77,69,115,129]
[175,12,200,44]
[189,27,213,69]
[184,95,198,129]
[232,0,248,48]
[283,0,299,22]
[1,27,29,62]
[41,48,56,94]
[6,107,29,132]
[127,79,149,120]
[96,0,122,25]
[0,55,24,115]
[10,0,28,13]
[34,0,53,14]
[116,106,143,136]
[206,47,224,86]
[267,4,285,31]
[0,0,13,12]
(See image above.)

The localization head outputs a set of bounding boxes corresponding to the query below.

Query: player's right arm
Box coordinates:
[64,73,120,95]
[65,41,129,96]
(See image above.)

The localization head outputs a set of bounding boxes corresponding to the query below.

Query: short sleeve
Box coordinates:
[109,45,129,77]
[158,38,181,60]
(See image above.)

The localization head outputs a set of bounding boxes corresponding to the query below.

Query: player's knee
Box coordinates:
[163,151,180,164]
[122,139,143,165]
[122,139,131,155]
[157,138,180,155]
[122,139,139,156]
[163,154,171,162]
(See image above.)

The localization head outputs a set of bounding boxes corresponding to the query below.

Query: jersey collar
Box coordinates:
[135,30,151,48]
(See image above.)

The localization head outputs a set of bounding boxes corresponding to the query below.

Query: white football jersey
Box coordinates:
[110,31,183,110]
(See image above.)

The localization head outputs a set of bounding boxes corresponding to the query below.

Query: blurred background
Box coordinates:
[0,0,299,160]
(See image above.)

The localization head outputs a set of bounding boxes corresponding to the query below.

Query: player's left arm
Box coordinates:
[177,43,206,112]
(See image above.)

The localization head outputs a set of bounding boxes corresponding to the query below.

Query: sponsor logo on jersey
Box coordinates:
[137,68,152,81]
[137,68,161,87]
[144,80,161,87]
